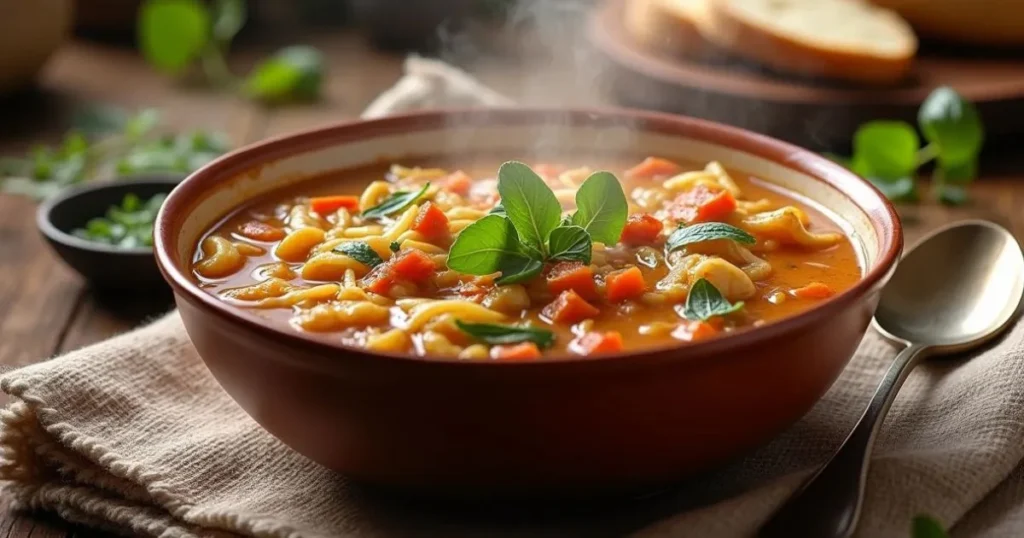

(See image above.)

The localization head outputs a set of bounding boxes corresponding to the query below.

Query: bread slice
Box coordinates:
[624,0,710,57]
[698,0,918,85]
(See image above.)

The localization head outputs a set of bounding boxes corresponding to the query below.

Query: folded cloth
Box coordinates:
[4,58,1024,538]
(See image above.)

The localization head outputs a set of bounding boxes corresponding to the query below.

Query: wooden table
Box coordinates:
[1,31,1022,538]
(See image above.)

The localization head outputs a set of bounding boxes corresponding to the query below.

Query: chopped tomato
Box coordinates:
[670,185,737,223]
[310,195,360,215]
[491,342,542,360]
[238,220,286,242]
[625,157,681,180]
[542,290,600,324]
[621,214,663,246]
[605,266,646,302]
[391,250,437,282]
[570,331,624,355]
[444,171,473,196]
[546,261,599,300]
[364,267,395,295]
[790,282,835,300]
[673,320,720,342]
[412,202,450,240]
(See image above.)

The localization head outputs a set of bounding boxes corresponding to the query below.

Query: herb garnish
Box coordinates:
[838,86,983,205]
[666,222,756,253]
[138,0,324,103]
[362,183,431,220]
[333,242,384,268]
[681,278,744,320]
[72,193,166,248]
[455,320,556,348]
[1,107,229,200]
[447,162,628,285]
[389,241,401,253]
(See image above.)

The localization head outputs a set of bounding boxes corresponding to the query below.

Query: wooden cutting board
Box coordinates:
[588,0,1024,151]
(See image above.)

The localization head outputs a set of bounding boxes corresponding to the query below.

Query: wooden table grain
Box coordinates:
[1,32,1022,537]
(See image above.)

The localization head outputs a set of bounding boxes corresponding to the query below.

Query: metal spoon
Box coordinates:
[759,220,1024,538]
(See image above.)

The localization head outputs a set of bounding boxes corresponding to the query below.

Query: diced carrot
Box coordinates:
[605,266,646,302]
[790,282,835,300]
[670,185,737,223]
[625,157,682,179]
[310,195,360,215]
[542,290,601,324]
[412,202,450,240]
[673,320,720,343]
[364,268,394,295]
[620,213,663,246]
[444,170,473,196]
[569,331,624,355]
[491,342,542,361]
[238,220,286,242]
[546,261,599,300]
[391,250,437,282]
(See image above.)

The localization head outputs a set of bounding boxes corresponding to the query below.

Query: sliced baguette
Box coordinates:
[698,0,918,85]
[624,0,710,58]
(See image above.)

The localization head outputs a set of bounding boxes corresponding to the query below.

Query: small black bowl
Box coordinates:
[37,176,182,292]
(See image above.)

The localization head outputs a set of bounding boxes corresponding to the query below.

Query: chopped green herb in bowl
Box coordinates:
[72,193,166,249]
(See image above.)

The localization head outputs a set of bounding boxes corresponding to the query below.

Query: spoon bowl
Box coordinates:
[874,220,1024,350]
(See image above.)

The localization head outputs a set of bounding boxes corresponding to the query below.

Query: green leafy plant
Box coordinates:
[72,193,167,248]
[1,107,230,200]
[447,161,628,285]
[682,278,744,321]
[455,320,556,348]
[138,0,324,103]
[839,86,983,205]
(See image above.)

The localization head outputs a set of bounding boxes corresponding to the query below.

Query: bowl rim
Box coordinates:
[155,107,903,369]
[37,175,183,257]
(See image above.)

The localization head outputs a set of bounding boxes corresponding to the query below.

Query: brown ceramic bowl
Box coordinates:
[154,108,902,497]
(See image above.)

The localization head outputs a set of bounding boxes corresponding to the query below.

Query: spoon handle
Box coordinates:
[757,342,928,538]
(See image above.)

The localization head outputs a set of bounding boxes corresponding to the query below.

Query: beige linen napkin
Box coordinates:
[4,58,1024,538]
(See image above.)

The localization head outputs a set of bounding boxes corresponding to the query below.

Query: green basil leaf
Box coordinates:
[548,225,592,264]
[389,241,400,253]
[497,161,562,254]
[911,515,948,538]
[936,156,977,185]
[494,257,544,285]
[455,320,555,349]
[867,176,918,202]
[850,121,919,180]
[919,86,984,166]
[244,45,324,102]
[211,0,246,44]
[138,0,211,75]
[122,193,142,212]
[333,241,384,268]
[666,222,755,252]
[116,148,188,176]
[362,183,430,220]
[447,215,543,285]
[571,171,628,245]
[0,178,63,200]
[682,278,744,321]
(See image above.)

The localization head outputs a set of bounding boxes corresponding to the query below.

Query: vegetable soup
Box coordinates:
[192,156,861,359]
